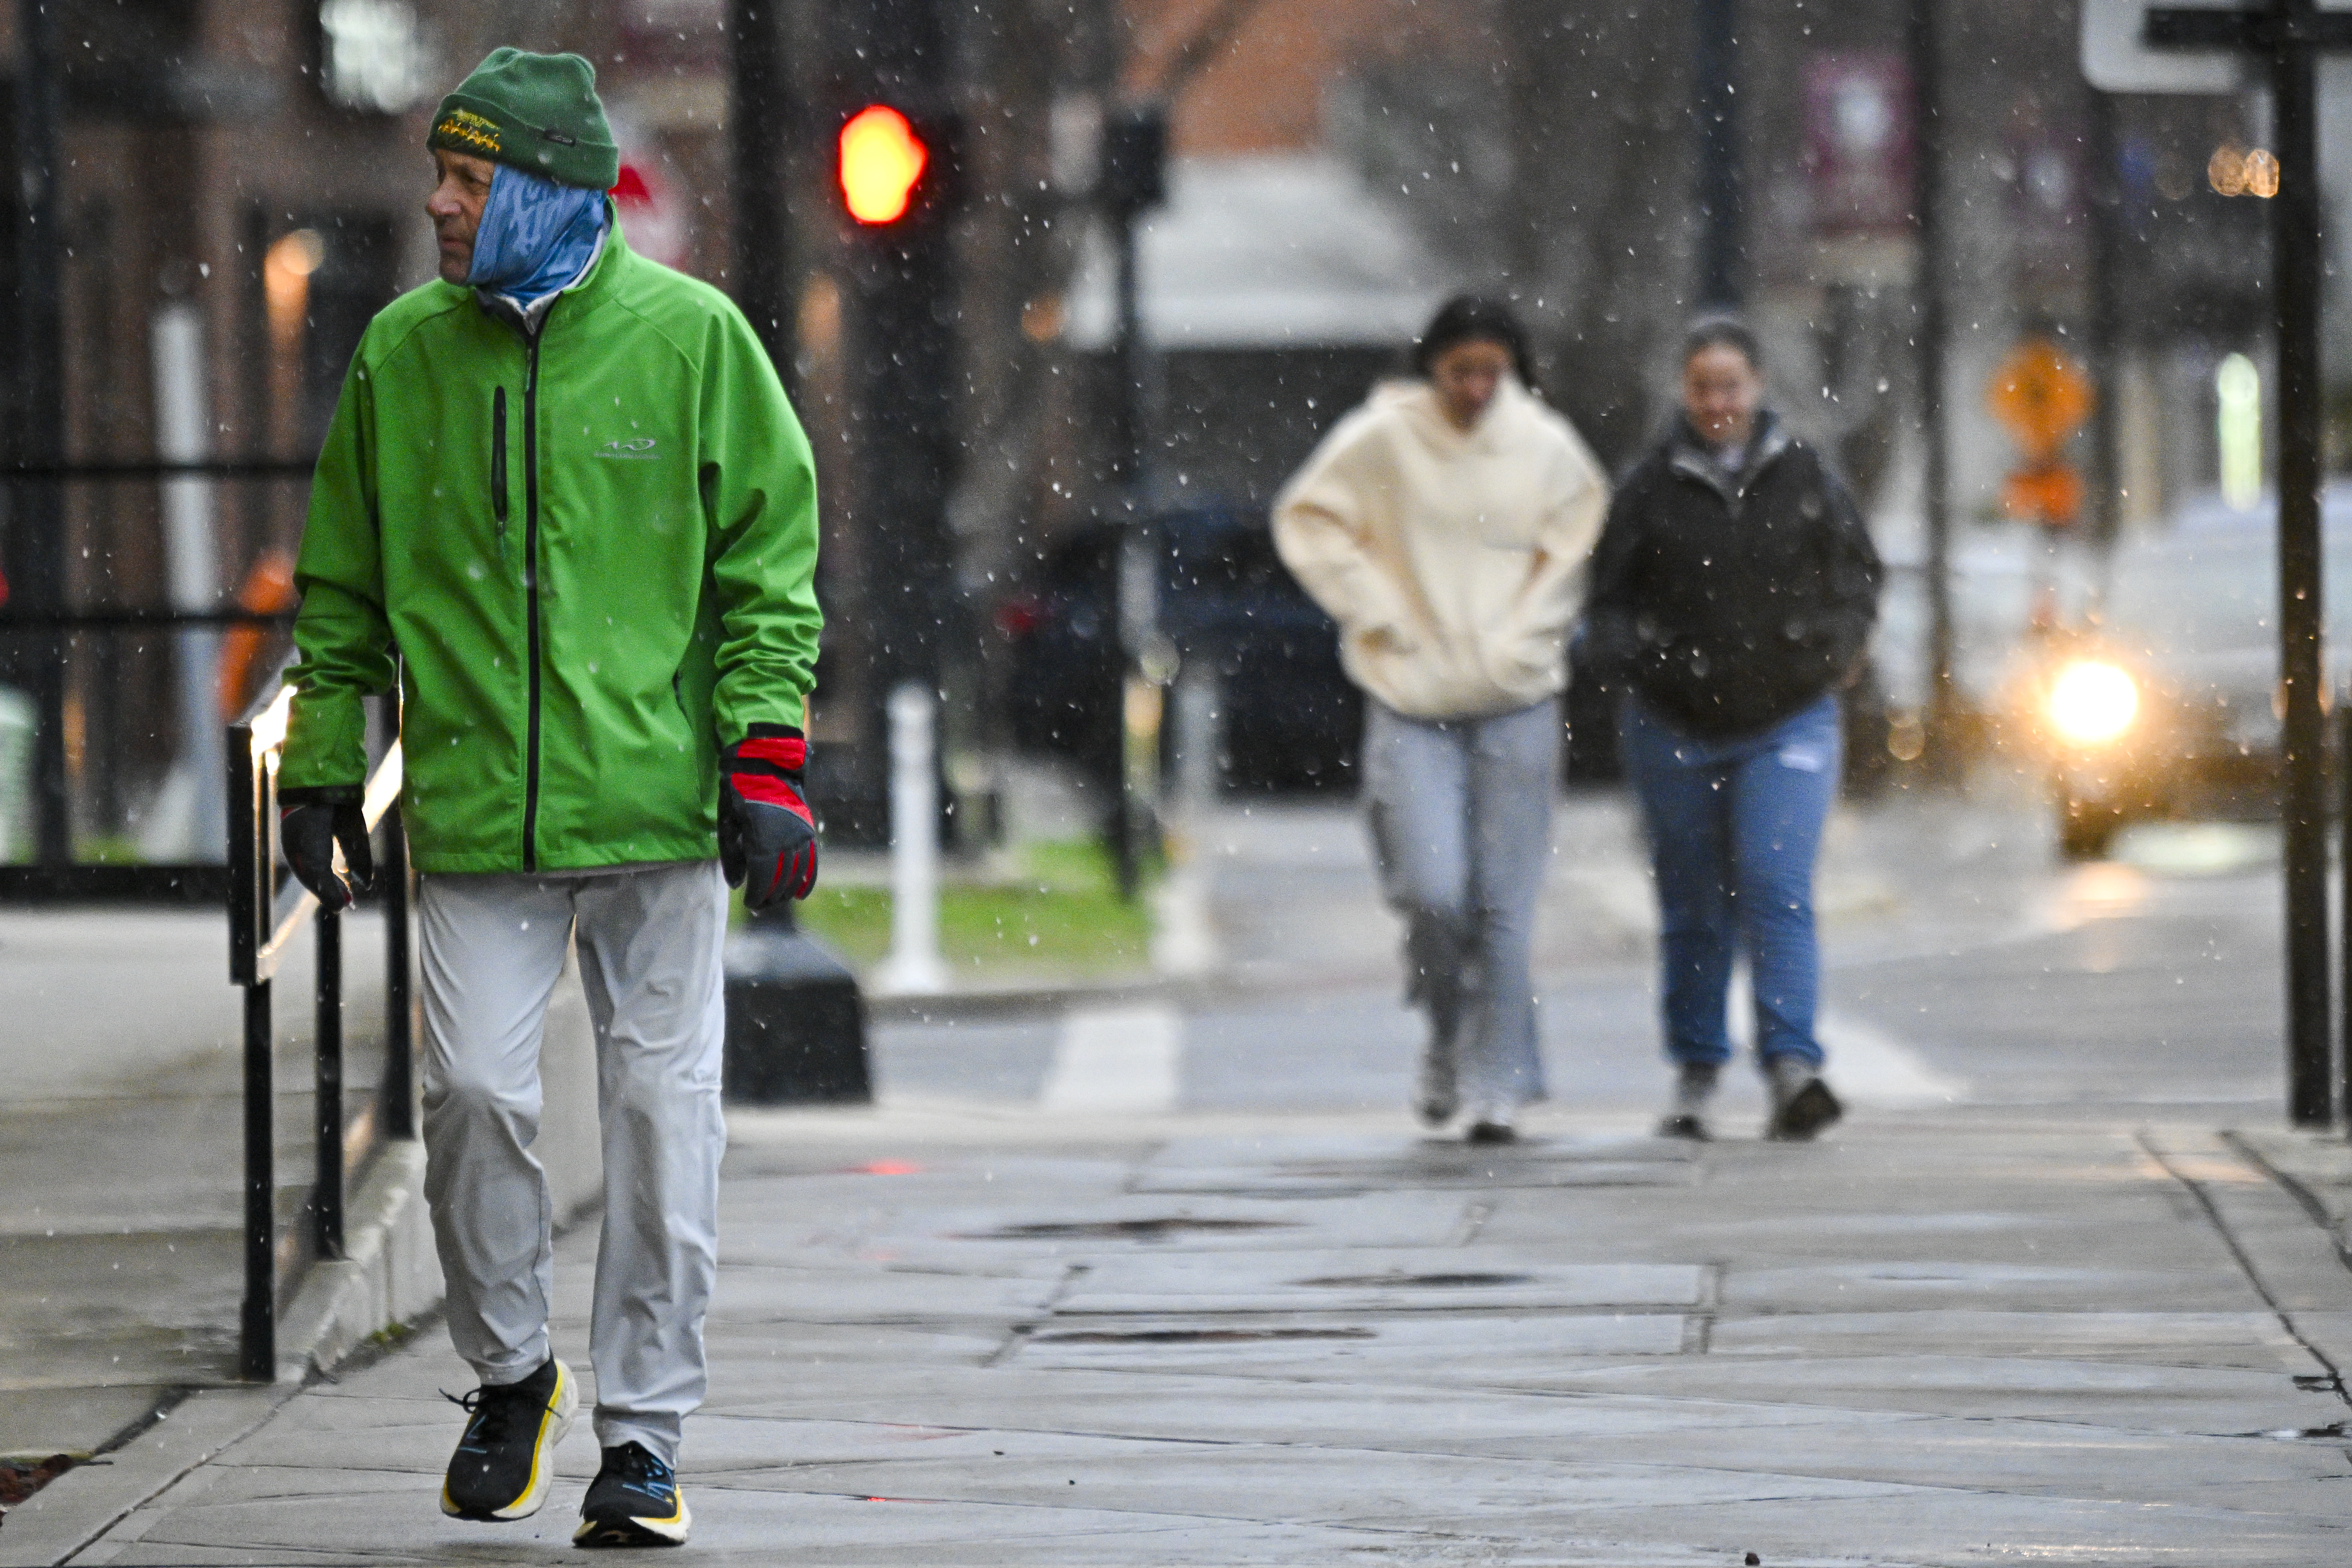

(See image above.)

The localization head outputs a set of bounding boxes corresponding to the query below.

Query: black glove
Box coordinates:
[718,724,818,908]
[279,791,373,913]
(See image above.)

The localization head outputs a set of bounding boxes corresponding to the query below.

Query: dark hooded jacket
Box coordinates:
[1579,412,1881,740]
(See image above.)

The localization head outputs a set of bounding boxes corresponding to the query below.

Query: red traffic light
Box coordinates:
[839,104,929,224]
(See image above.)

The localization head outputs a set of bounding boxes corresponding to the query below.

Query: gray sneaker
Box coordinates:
[1414,1040,1459,1127]
[1657,1062,1719,1141]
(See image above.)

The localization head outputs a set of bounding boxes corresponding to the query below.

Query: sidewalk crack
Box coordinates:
[2138,1131,2352,1410]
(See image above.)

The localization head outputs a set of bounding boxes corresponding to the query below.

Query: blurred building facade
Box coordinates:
[0,0,749,857]
[1,0,2340,856]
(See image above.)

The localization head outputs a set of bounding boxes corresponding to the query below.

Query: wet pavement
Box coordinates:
[8,782,2347,1565]
[24,1108,2352,1565]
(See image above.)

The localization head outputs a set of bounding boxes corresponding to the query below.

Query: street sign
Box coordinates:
[1987,337,2095,462]
[2001,463,2086,527]
[2080,0,2243,91]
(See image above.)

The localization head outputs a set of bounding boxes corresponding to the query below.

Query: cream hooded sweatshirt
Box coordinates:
[1273,376,1609,720]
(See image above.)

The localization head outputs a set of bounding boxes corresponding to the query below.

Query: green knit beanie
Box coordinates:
[428,48,619,191]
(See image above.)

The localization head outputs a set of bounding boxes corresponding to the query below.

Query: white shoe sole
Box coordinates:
[574,1495,691,1547]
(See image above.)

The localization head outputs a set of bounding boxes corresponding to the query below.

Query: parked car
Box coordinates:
[2010,489,2352,859]
[1000,504,1361,791]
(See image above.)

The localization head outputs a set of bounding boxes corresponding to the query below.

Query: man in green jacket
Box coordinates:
[276,49,821,1548]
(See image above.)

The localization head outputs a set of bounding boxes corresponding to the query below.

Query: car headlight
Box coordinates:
[2048,660,2139,745]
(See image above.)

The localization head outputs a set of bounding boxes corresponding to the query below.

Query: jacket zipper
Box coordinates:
[491,387,508,544]
[520,337,544,871]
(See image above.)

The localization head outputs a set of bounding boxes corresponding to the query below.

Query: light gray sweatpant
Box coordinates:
[418,860,727,1467]
[1362,698,1559,1114]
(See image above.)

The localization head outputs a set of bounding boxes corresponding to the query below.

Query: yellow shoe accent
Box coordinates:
[440,1358,576,1522]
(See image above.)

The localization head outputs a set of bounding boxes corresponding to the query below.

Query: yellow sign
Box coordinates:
[1987,338,2095,463]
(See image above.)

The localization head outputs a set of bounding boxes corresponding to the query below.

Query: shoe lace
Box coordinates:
[441,1381,538,1450]
[610,1442,675,1500]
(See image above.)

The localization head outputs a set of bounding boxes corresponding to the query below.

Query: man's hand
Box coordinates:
[279,795,374,913]
[719,725,818,907]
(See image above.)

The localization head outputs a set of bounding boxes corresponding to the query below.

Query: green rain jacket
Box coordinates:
[279,219,821,873]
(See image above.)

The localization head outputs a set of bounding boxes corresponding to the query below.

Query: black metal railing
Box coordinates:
[0,456,313,899]
[226,684,411,1381]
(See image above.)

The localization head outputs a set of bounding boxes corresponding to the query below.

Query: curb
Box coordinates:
[271,1142,443,1384]
[0,1387,287,1568]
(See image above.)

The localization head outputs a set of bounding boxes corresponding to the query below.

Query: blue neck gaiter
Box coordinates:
[467,164,608,308]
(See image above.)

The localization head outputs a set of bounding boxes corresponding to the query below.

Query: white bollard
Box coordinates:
[877,682,948,994]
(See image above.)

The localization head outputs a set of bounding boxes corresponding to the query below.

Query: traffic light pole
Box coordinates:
[835,0,960,841]
[729,0,797,387]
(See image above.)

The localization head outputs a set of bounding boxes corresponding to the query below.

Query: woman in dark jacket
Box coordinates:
[1581,318,1882,1142]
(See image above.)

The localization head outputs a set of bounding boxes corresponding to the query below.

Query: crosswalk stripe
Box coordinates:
[1041,1003,1184,1113]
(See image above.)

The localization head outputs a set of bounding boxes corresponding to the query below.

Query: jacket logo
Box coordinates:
[595,437,658,460]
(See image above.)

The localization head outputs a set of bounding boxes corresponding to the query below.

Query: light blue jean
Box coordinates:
[1361,699,1558,1113]
[1618,692,1840,1070]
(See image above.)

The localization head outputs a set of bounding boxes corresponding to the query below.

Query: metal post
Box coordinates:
[313,904,344,1259]
[2271,24,2332,1128]
[240,978,275,1381]
[2086,88,2125,553]
[1101,105,1167,898]
[382,806,414,1140]
[729,0,797,390]
[1693,0,1743,306]
[1909,0,1957,781]
[2340,696,2352,1126]
[1108,195,1144,896]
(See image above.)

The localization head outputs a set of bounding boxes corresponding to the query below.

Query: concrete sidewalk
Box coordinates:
[11,1102,2352,1566]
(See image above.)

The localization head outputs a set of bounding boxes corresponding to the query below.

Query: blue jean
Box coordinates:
[1618,692,1840,1070]
[1361,699,1558,1112]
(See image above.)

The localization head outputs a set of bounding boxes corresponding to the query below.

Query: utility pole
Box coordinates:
[12,0,70,866]
[2085,88,2126,554]
[1908,0,1957,785]
[729,0,797,391]
[2147,0,2352,1129]
[1100,103,1167,899]
[1693,0,1743,307]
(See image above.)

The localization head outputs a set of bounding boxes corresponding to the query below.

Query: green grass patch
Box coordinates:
[795,837,1153,980]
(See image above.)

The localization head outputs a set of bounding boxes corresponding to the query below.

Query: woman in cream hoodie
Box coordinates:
[1274,297,1608,1141]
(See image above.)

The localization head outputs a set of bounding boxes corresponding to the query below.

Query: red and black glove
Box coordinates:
[278,789,373,914]
[719,724,818,907]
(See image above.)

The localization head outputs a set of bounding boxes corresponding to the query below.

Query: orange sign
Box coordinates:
[2001,463,2084,528]
[1987,338,2095,462]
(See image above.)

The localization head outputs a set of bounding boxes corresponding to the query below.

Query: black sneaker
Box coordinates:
[440,1357,576,1521]
[1465,1120,1518,1145]
[1767,1076,1844,1142]
[574,1441,691,1548]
